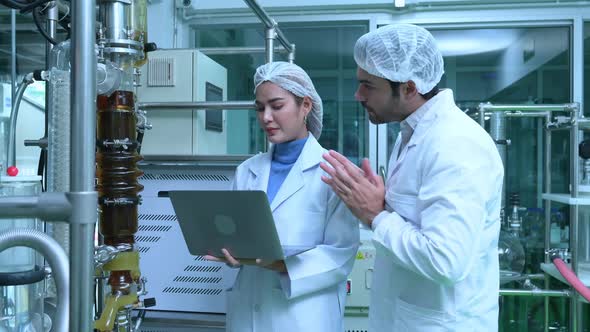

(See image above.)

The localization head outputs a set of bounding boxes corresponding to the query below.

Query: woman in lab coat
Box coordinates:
[205,61,360,332]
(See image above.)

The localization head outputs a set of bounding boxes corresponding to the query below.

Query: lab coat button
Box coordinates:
[254,304,261,312]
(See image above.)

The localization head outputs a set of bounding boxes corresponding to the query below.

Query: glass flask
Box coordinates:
[498,230,526,284]
[0,176,48,332]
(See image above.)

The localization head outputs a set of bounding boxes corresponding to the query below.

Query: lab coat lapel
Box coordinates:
[269,135,323,212]
[389,93,446,176]
[247,152,271,192]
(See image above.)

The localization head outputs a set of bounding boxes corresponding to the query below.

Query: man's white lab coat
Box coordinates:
[370,90,504,332]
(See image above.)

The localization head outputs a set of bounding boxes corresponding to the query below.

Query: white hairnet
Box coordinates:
[354,24,444,94]
[254,61,323,139]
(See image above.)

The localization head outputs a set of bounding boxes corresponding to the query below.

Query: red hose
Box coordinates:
[552,257,590,302]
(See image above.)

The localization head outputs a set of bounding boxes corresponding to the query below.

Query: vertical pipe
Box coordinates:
[70,0,97,331]
[569,107,580,332]
[543,114,552,332]
[537,118,543,208]
[288,44,295,64]
[572,16,584,331]
[46,1,58,136]
[478,107,485,128]
[490,111,507,213]
[337,28,344,155]
[265,27,275,63]
[11,9,16,102]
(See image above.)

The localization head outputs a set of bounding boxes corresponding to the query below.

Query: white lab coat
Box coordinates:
[226,135,360,332]
[369,90,504,332]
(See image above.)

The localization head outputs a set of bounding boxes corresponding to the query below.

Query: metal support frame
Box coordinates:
[500,289,570,298]
[137,101,255,110]
[242,0,295,62]
[10,9,16,101]
[568,106,581,332]
[0,2,97,331]
[265,27,275,63]
[478,102,584,332]
[198,46,289,56]
[69,0,97,331]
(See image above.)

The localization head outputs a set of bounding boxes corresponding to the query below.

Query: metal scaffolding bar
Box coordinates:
[479,103,577,112]
[69,0,97,331]
[242,0,293,53]
[137,101,255,110]
[198,46,288,55]
[499,289,571,298]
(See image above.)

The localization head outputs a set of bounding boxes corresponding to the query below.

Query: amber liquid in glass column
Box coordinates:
[96,90,144,246]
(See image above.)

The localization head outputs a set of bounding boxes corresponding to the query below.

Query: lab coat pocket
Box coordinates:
[394,298,453,332]
[390,193,419,222]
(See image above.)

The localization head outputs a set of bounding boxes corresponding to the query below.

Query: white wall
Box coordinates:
[147,0,191,49]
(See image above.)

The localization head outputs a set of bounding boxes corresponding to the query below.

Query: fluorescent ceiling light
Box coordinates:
[394,0,405,8]
[431,29,520,56]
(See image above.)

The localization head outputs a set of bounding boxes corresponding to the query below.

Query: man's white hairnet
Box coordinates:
[254,61,323,139]
[354,24,444,94]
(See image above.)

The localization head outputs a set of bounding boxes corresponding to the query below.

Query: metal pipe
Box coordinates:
[0,192,71,220]
[478,107,485,127]
[479,103,577,112]
[569,106,580,332]
[543,113,551,332]
[70,0,97,331]
[518,273,546,280]
[7,73,35,168]
[243,0,273,27]
[0,229,69,332]
[503,112,551,118]
[45,1,58,182]
[99,0,129,41]
[242,0,294,53]
[265,27,275,63]
[499,289,570,298]
[137,101,255,110]
[198,46,288,55]
[490,112,506,210]
[288,43,295,63]
[11,9,16,101]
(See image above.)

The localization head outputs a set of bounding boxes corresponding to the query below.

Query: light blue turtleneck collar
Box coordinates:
[266,135,309,203]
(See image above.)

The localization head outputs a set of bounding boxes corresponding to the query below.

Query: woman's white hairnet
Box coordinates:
[354,24,444,94]
[254,61,323,139]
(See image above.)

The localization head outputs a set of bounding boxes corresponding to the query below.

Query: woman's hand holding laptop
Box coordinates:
[204,248,287,272]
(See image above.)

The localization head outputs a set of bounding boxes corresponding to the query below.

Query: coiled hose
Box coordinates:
[0,228,69,332]
[550,254,590,302]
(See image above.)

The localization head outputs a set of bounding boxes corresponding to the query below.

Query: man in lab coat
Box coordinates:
[320,24,504,331]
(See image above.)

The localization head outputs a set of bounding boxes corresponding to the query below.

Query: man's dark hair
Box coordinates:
[389,80,439,100]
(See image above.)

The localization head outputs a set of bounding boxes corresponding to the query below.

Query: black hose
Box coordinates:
[32,6,58,45]
[0,265,46,286]
[19,0,51,14]
[0,0,28,9]
[37,148,47,192]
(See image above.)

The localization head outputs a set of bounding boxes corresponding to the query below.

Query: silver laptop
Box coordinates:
[169,190,314,261]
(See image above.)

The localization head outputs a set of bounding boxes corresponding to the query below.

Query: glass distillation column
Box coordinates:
[94,1,153,331]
